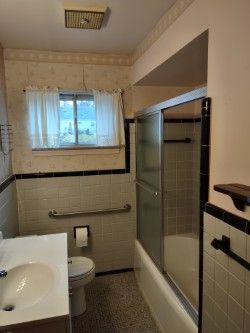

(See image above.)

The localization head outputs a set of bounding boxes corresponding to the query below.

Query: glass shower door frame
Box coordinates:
[135,87,209,330]
[135,109,164,271]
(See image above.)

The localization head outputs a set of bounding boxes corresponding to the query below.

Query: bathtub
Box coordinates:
[134,239,197,333]
[164,234,199,309]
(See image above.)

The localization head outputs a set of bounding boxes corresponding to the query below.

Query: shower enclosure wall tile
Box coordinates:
[203,211,250,333]
[214,261,229,291]
[229,273,245,307]
[228,296,244,331]
[164,120,201,236]
[213,303,227,332]
[245,311,250,333]
[214,282,228,314]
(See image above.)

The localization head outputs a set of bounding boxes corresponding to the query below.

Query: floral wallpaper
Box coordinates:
[4,59,132,174]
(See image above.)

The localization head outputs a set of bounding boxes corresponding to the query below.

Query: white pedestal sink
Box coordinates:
[0,233,69,330]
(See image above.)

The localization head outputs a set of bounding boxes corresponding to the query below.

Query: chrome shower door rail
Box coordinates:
[49,204,131,218]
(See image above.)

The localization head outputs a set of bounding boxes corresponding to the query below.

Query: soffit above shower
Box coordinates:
[0,0,177,54]
[136,31,208,87]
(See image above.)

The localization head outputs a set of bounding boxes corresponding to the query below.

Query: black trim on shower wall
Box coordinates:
[163,118,201,123]
[198,97,211,333]
[205,202,250,234]
[0,175,15,194]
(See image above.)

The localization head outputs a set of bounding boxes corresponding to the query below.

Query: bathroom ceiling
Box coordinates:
[0,0,177,54]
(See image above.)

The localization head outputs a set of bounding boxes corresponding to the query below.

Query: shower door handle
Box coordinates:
[135,179,160,197]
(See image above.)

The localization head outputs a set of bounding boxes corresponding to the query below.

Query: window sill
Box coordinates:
[32,146,123,156]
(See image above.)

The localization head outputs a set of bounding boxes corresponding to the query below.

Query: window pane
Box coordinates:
[59,100,76,145]
[77,99,96,145]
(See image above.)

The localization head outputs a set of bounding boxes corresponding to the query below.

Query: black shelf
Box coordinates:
[214,183,250,212]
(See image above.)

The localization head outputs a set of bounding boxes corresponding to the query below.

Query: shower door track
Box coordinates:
[163,271,198,325]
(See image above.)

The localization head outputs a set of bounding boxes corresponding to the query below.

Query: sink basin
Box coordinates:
[0,263,55,310]
[0,233,69,329]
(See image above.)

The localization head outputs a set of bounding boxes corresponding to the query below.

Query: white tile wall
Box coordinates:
[16,125,136,273]
[202,212,249,333]
[0,182,19,238]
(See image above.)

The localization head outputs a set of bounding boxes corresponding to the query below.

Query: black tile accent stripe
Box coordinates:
[0,175,15,194]
[164,118,201,123]
[95,268,133,277]
[205,202,250,234]
[198,97,211,333]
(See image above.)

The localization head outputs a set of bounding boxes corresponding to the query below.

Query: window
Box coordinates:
[26,87,125,150]
[59,93,96,147]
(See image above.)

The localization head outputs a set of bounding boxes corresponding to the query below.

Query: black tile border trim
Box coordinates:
[198,97,211,333]
[0,175,15,194]
[95,267,133,277]
[205,202,250,234]
[15,168,130,179]
[164,118,201,123]
[1,119,134,184]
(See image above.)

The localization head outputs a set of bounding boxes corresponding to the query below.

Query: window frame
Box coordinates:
[31,90,123,152]
[59,92,97,148]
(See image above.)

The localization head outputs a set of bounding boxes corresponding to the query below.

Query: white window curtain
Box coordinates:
[26,87,60,149]
[93,90,125,147]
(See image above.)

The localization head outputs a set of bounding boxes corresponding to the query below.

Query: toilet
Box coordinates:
[68,256,95,317]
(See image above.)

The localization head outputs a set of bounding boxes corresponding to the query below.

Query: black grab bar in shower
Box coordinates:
[211,235,250,270]
[164,138,191,143]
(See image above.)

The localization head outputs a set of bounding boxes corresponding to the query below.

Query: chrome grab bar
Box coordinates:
[135,179,159,197]
[49,204,131,218]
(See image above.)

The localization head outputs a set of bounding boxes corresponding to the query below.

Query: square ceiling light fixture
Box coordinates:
[65,6,107,30]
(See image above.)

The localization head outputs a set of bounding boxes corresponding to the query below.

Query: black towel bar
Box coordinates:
[164,138,191,143]
[211,235,250,270]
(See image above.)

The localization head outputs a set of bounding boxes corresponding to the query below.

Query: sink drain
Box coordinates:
[2,305,15,311]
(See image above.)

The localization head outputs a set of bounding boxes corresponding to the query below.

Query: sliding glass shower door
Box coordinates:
[136,111,163,268]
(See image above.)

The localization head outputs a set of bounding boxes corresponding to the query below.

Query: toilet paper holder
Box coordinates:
[73,225,90,238]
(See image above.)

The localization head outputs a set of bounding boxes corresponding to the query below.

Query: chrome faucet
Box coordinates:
[0,270,7,278]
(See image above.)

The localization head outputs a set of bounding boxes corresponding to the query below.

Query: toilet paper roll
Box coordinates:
[75,227,88,247]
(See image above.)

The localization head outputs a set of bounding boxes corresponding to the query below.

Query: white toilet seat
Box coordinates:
[69,266,95,282]
[68,256,95,279]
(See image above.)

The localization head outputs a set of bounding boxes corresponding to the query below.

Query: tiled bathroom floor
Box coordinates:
[72,271,160,333]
